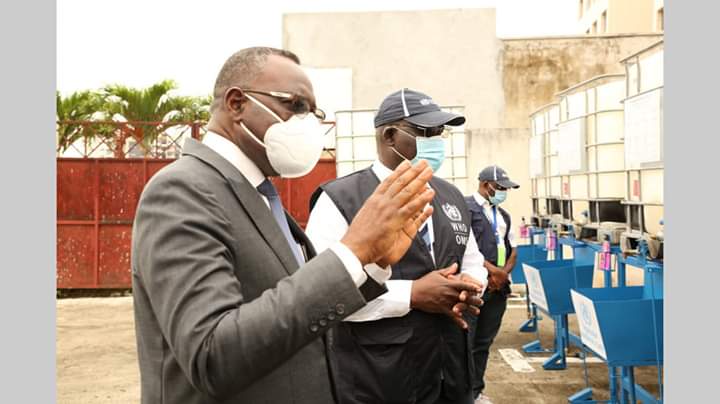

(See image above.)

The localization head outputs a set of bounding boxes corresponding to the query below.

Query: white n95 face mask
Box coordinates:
[240,94,325,178]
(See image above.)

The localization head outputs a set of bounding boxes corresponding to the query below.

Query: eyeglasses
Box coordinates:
[397,123,450,138]
[242,89,326,121]
[489,183,508,192]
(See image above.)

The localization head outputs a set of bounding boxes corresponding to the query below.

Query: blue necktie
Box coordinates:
[418,223,432,253]
[256,179,304,265]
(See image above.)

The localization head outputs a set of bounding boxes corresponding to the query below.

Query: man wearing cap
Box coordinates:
[306,88,488,404]
[464,165,520,404]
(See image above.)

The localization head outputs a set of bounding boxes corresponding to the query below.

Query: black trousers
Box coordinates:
[469,284,511,398]
[435,388,473,404]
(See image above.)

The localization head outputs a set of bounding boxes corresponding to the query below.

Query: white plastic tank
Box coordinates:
[529,103,563,217]
[556,74,627,222]
[621,40,664,237]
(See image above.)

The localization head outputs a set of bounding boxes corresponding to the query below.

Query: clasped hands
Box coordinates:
[341,160,484,329]
[410,263,485,329]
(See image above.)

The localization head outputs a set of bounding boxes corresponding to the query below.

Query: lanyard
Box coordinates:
[492,206,501,244]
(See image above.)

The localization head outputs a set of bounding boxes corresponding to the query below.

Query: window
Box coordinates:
[657,8,664,31]
[600,11,607,33]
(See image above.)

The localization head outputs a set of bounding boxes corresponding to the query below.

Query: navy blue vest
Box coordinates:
[464,195,513,267]
[309,167,474,404]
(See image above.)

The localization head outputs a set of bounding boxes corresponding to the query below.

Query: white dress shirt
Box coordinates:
[472,192,518,249]
[306,160,487,322]
[201,131,369,287]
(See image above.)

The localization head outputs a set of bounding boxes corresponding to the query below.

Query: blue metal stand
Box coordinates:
[569,241,663,404]
[619,366,661,404]
[521,230,594,370]
[518,227,547,335]
[542,312,581,370]
[520,227,559,354]
[537,233,592,370]
[619,243,664,404]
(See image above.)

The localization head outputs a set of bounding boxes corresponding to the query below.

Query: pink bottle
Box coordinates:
[600,239,612,271]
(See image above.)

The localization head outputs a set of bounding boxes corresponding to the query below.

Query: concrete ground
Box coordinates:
[56,294,661,404]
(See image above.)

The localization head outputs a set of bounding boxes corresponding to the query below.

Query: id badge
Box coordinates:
[497,244,506,267]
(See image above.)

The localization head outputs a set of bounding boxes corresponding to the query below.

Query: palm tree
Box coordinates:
[57,82,210,158]
[166,95,212,124]
[56,90,104,153]
[102,80,196,158]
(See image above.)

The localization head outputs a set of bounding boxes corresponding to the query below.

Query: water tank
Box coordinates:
[529,103,561,223]
[621,40,664,239]
[556,74,627,225]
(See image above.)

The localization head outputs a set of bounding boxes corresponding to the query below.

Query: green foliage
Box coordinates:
[56,90,105,152]
[56,81,212,156]
[166,95,212,123]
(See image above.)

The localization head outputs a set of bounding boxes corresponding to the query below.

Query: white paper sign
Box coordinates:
[571,290,608,360]
[523,264,548,312]
[624,89,663,169]
[557,118,586,174]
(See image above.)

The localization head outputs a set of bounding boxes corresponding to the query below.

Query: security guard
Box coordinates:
[307,88,488,404]
[465,165,520,404]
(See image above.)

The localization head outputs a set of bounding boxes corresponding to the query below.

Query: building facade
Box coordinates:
[283,8,662,221]
[578,0,663,34]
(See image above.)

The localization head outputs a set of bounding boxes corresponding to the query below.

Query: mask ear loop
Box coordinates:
[244,92,284,122]
[386,126,418,162]
[383,127,412,163]
[230,90,285,149]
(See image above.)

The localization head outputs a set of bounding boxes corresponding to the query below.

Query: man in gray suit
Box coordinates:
[132,47,481,404]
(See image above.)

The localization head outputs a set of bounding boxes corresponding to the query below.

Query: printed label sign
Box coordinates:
[523,264,548,312]
[571,290,607,360]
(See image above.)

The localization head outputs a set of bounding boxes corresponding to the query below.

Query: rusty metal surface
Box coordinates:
[98,225,133,288]
[272,158,337,227]
[57,158,173,289]
[99,161,145,221]
[58,156,337,289]
[57,225,96,288]
[57,160,95,220]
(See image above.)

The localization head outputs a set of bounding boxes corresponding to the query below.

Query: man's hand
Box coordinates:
[447,272,485,320]
[485,263,509,292]
[341,160,435,266]
[449,272,486,293]
[410,264,483,330]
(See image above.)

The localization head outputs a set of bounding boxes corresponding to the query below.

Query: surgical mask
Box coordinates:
[488,184,508,205]
[390,128,446,172]
[240,94,325,178]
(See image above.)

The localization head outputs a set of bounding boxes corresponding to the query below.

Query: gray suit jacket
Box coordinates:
[131,139,386,403]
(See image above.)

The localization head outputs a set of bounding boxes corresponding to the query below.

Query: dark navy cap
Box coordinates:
[373,88,466,128]
[478,165,520,189]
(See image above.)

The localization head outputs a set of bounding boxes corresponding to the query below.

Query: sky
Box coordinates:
[57,0,579,97]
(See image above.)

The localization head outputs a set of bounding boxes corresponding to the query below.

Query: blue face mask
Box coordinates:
[489,185,508,205]
[391,128,446,172]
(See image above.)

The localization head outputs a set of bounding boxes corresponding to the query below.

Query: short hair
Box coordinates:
[211,47,300,112]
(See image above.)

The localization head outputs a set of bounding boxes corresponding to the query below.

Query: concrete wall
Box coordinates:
[283,9,505,130]
[501,34,663,129]
[283,9,662,223]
